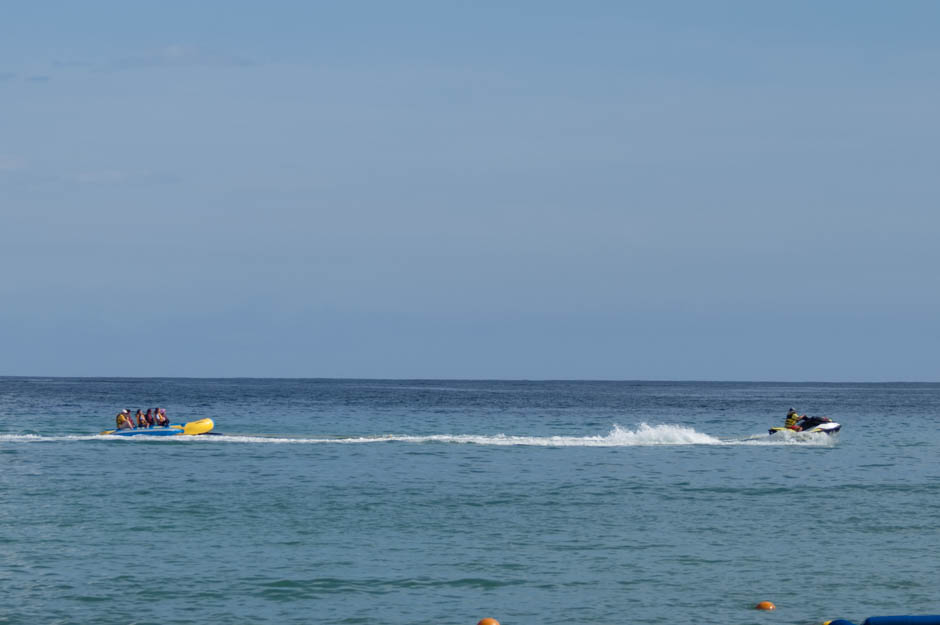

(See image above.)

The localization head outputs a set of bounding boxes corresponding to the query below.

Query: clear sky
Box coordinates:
[2,1,938,380]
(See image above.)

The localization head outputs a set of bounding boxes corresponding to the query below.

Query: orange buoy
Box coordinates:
[478,619,501,625]
[756,601,776,611]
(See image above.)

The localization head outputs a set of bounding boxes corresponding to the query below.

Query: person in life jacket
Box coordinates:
[116,409,134,430]
[785,408,803,431]
[135,409,149,428]
[154,408,170,427]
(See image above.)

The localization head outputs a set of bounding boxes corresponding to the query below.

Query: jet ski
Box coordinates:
[100,418,215,436]
[769,416,841,435]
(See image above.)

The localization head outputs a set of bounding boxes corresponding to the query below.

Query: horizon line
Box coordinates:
[1,375,937,384]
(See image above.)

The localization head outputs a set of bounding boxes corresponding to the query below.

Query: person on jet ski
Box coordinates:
[785,409,834,432]
[785,408,804,431]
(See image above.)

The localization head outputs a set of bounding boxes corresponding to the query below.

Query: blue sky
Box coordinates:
[2,1,939,380]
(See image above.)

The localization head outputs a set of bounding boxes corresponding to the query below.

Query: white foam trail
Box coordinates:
[0,424,836,447]
[142,423,721,446]
[136,423,726,446]
[0,434,104,442]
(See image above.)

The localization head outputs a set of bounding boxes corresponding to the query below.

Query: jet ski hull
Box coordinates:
[769,421,841,435]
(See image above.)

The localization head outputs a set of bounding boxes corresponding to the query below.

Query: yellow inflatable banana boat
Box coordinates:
[100,418,215,436]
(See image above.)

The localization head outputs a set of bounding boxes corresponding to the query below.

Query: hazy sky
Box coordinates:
[2,1,939,380]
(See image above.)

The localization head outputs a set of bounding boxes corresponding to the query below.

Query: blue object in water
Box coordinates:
[864,619,940,625]
[107,427,184,436]
[829,617,940,625]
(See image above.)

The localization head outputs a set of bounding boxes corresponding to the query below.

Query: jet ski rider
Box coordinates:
[785,408,804,431]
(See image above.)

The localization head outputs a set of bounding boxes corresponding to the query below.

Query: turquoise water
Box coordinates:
[2,378,939,625]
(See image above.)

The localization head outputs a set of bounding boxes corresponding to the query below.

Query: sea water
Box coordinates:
[1,378,938,625]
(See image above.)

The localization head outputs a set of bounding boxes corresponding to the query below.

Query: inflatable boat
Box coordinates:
[826,616,940,625]
[100,418,215,436]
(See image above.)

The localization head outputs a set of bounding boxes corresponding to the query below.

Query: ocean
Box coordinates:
[1,378,938,625]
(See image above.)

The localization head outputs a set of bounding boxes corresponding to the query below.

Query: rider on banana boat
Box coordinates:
[116,409,134,430]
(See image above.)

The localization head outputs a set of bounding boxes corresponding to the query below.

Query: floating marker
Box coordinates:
[756,601,776,611]
[477,619,500,625]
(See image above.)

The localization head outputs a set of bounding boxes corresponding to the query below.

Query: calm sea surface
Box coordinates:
[1,378,938,625]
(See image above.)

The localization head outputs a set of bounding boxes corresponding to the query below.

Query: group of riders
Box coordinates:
[115,408,170,430]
